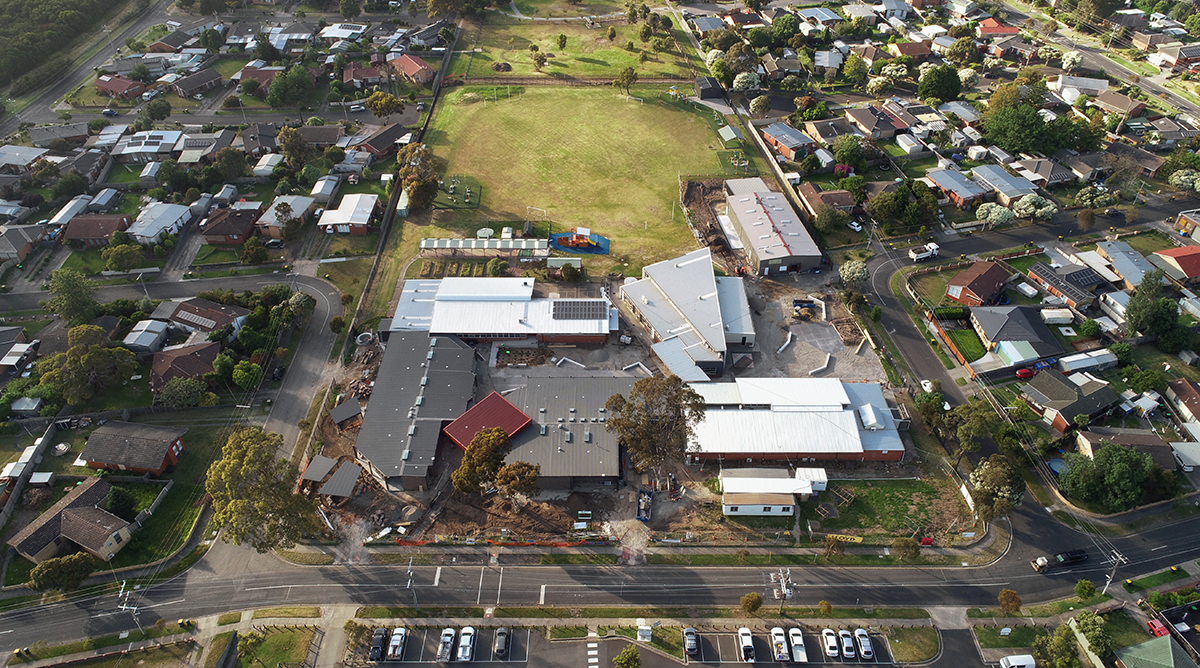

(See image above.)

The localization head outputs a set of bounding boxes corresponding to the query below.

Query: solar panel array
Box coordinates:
[551,300,608,321]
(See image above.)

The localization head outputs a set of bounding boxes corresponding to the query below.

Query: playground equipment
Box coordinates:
[560,227,597,249]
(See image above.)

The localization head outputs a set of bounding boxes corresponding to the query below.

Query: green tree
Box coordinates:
[832,134,865,170]
[100,243,142,273]
[639,24,652,42]
[839,260,869,285]
[107,486,137,521]
[1074,579,1096,601]
[277,126,310,167]
[918,64,962,102]
[340,0,361,19]
[129,63,151,83]
[998,589,1022,614]
[1110,342,1133,365]
[452,427,514,494]
[1125,269,1176,335]
[363,91,405,123]
[946,36,977,63]
[983,104,1045,155]
[240,79,260,96]
[946,396,998,466]
[773,13,800,43]
[495,461,540,498]
[1060,442,1154,512]
[605,375,705,471]
[1074,610,1113,657]
[740,591,764,614]
[839,174,865,202]
[144,98,171,120]
[749,94,771,117]
[608,26,618,41]
[814,204,849,233]
[158,376,207,408]
[612,66,638,94]
[532,51,548,71]
[200,28,225,52]
[51,171,88,200]
[487,258,509,276]
[843,52,868,86]
[214,147,248,181]
[329,316,345,333]
[29,553,97,592]
[613,645,640,668]
[232,361,263,390]
[38,325,136,405]
[241,237,268,265]
[557,33,567,50]
[1033,624,1082,668]
[206,427,320,552]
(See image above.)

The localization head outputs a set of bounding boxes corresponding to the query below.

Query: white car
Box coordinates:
[387,627,406,660]
[738,627,755,663]
[920,379,934,393]
[855,628,873,660]
[822,629,838,658]
[847,221,864,232]
[457,626,475,662]
[350,104,365,112]
[839,629,856,660]
[788,627,807,663]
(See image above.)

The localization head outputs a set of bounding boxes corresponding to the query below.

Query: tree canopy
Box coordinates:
[29,552,97,592]
[605,375,705,471]
[452,427,514,494]
[42,268,97,324]
[206,427,320,552]
[38,324,136,405]
[1059,441,1154,512]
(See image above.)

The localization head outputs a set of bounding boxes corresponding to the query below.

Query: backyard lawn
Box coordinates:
[321,258,372,312]
[1121,231,1176,256]
[1104,611,1154,649]
[212,57,252,79]
[193,244,243,265]
[947,329,987,362]
[1004,253,1050,275]
[104,164,144,184]
[426,86,729,275]
[109,482,205,568]
[325,232,379,257]
[61,248,163,276]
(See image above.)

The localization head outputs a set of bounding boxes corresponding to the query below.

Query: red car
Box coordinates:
[1148,620,1169,637]
[1015,368,1037,379]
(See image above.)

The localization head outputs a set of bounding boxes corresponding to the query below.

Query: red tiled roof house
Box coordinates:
[945,261,1011,306]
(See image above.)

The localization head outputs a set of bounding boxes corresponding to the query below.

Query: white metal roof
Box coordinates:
[389,279,441,331]
[50,196,93,226]
[435,277,534,301]
[725,190,821,264]
[1172,441,1200,467]
[693,409,864,454]
[1073,251,1123,283]
[695,377,850,409]
[715,277,754,338]
[319,192,376,227]
[650,338,712,381]
[259,195,315,227]
[427,299,613,337]
[419,238,547,250]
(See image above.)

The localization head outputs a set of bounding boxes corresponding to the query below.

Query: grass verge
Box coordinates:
[1125,567,1189,592]
[973,625,1047,648]
[218,612,242,625]
[252,606,322,618]
[540,553,619,565]
[204,632,235,668]
[550,626,589,639]
[886,627,939,662]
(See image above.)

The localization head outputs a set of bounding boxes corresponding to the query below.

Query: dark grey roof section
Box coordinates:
[320,462,361,497]
[302,454,337,481]
[329,398,362,424]
[353,331,475,482]
[81,421,185,471]
[971,305,1064,357]
[1029,262,1095,305]
[505,376,636,479]
[552,300,609,321]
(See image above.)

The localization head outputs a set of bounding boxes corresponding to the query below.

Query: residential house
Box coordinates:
[391,53,434,84]
[1075,426,1177,470]
[224,21,260,50]
[1097,240,1158,289]
[947,0,978,17]
[761,122,816,160]
[761,53,806,80]
[155,297,250,338]
[848,43,888,67]
[319,22,366,43]
[1168,378,1200,422]
[989,35,1038,60]
[95,75,145,100]
[1114,637,1199,668]
[127,202,191,244]
[1106,8,1147,29]
[1176,210,1200,240]
[695,76,722,98]
[804,118,858,147]
[1014,158,1076,187]
[150,341,220,392]
[63,214,131,248]
[796,183,855,217]
[82,422,185,477]
[887,41,930,60]
[1053,149,1109,182]
[971,164,1037,206]
[406,19,453,47]
[1094,90,1147,117]
[939,100,982,125]
[930,35,958,55]
[173,69,222,99]
[267,21,317,53]
[1021,370,1119,432]
[863,180,899,203]
[7,478,133,564]
[841,4,878,24]
[28,123,90,148]
[173,129,237,165]
[814,50,844,73]
[920,24,948,39]
[846,106,898,139]
[0,225,43,262]
[1147,116,1198,150]
[691,16,726,36]
[257,195,316,239]
[236,66,284,97]
[202,209,258,245]
[111,130,184,164]
[354,123,409,158]
[297,125,344,148]
[1153,246,1200,282]
[123,319,168,353]
[1132,31,1172,51]
[1155,43,1200,70]
[1105,141,1165,177]
[723,10,766,29]
[926,168,989,208]
[110,55,167,77]
[798,7,842,25]
[240,123,277,155]
[970,305,1064,355]
[148,30,194,53]
[1049,75,1110,96]
[876,0,911,18]
[318,193,378,235]
[58,150,108,185]
[945,261,1011,306]
[1027,262,1102,308]
[977,17,1020,38]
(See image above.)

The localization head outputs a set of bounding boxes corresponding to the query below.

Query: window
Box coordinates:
[114,534,123,544]
[782,506,792,512]
[230,235,238,240]
[729,506,738,512]
[762,506,772,512]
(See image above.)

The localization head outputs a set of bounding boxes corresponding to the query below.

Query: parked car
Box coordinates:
[314,208,325,219]
[1148,620,1170,637]
[350,104,365,112]
[847,221,863,232]
[272,366,284,381]
[920,379,934,393]
[493,627,509,657]
[822,629,838,658]
[738,627,755,663]
[264,238,284,248]
[387,627,406,660]
[457,626,475,662]
[369,628,388,662]
[855,629,873,660]
[1015,367,1036,379]
[102,109,119,117]
[435,628,456,662]
[683,628,698,656]
[838,629,855,660]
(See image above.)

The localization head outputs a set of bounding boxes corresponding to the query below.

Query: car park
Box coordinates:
[683,627,698,656]
[839,629,855,660]
[457,626,475,662]
[822,629,838,658]
[855,628,873,660]
[387,627,406,660]
[494,627,509,657]
[738,627,755,663]
[369,628,388,662]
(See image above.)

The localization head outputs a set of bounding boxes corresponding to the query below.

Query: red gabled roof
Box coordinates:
[948,261,1011,300]
[443,391,532,449]
[978,18,1019,34]
[1156,246,1200,278]
[391,54,432,78]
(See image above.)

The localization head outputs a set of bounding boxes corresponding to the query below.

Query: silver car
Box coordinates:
[457,626,475,662]
[855,628,874,660]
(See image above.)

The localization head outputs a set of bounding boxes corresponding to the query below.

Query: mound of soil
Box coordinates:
[432,491,576,540]
[491,62,513,72]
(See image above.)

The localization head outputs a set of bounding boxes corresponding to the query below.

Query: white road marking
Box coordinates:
[496,567,504,605]
[540,584,546,605]
[1152,545,1169,551]
[476,567,486,604]
[434,567,442,586]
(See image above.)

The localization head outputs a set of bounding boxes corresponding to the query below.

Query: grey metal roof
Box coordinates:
[389,280,442,332]
[320,461,361,497]
[504,376,636,479]
[762,123,815,150]
[651,338,712,381]
[302,454,337,481]
[725,184,822,265]
[1098,241,1157,287]
[971,164,1036,200]
[353,332,475,482]
[633,248,726,354]
[329,398,362,424]
[971,306,1064,356]
[715,277,754,338]
[926,168,989,199]
[692,16,725,31]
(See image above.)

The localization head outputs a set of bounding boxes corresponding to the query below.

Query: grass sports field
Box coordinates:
[426,86,731,274]
[511,0,625,17]
[452,18,697,79]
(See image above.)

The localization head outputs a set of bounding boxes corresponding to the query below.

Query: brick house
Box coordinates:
[63,214,131,248]
[945,261,1010,306]
[202,208,258,245]
[151,341,220,392]
[96,75,145,100]
[174,69,223,99]
[81,421,186,477]
[760,122,816,160]
[391,54,434,84]
[7,478,132,564]
[343,64,382,88]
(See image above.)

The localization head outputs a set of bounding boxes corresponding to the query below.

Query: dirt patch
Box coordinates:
[681,179,741,275]
[429,491,583,541]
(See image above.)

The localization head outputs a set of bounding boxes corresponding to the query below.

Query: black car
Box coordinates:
[369,628,389,662]
[272,366,284,381]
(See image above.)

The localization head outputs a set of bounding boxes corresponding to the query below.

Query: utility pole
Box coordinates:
[1101,550,1128,595]
[773,568,794,613]
[116,581,146,635]
[406,557,419,610]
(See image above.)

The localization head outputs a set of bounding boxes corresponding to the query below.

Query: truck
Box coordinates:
[788,628,808,663]
[435,628,456,663]
[770,628,789,663]
[1031,550,1087,573]
[909,243,940,262]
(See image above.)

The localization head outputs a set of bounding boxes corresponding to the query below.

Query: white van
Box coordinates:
[1000,655,1036,668]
